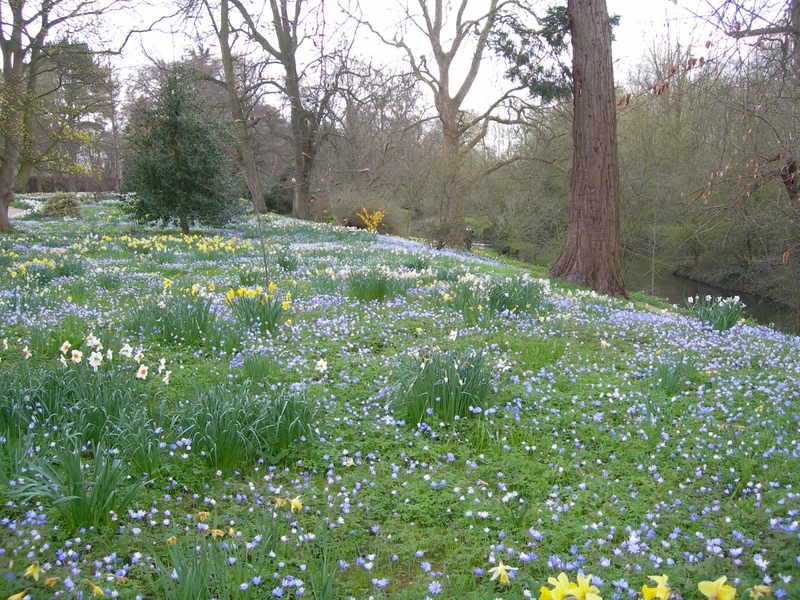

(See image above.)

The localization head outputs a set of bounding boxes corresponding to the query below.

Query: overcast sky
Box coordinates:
[112,0,719,111]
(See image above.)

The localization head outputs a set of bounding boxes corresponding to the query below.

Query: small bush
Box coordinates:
[184,385,314,470]
[346,270,409,302]
[43,192,81,218]
[685,294,746,330]
[395,349,492,424]
[15,447,141,531]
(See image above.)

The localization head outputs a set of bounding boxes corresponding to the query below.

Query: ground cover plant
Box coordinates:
[0,199,798,599]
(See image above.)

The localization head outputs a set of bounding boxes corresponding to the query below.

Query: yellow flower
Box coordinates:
[86,580,106,597]
[642,574,670,600]
[24,563,40,582]
[275,497,288,507]
[546,572,576,598]
[197,511,209,522]
[281,299,291,310]
[290,496,303,512]
[748,585,772,598]
[6,590,27,600]
[539,586,555,600]
[210,528,225,538]
[268,282,278,294]
[699,576,737,600]
[488,560,513,585]
[44,576,60,588]
[574,573,602,600]
[166,535,177,545]
[162,277,173,288]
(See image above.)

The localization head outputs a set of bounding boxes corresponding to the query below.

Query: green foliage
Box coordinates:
[685,294,746,330]
[395,348,492,425]
[227,292,288,332]
[449,276,546,323]
[345,270,409,302]
[263,172,293,214]
[122,65,239,233]
[43,192,81,218]
[15,447,141,531]
[127,293,223,346]
[652,358,700,397]
[183,385,314,471]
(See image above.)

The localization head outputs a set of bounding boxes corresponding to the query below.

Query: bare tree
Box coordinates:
[228,0,351,219]
[359,0,532,247]
[550,0,626,296]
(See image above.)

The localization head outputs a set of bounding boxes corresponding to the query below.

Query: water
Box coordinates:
[625,265,799,334]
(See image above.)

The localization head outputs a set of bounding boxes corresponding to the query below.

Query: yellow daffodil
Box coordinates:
[290,496,303,512]
[44,576,60,588]
[7,589,28,600]
[275,497,288,507]
[210,528,225,538]
[166,535,177,545]
[574,573,602,600]
[86,580,106,597]
[197,511,209,522]
[539,586,555,600]
[24,563,40,582]
[748,585,772,598]
[546,572,576,598]
[162,277,173,288]
[488,560,513,585]
[699,576,737,600]
[268,282,278,294]
[642,574,670,600]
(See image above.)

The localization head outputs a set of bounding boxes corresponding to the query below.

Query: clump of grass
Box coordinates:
[127,293,223,346]
[109,405,162,475]
[226,286,289,332]
[653,358,701,397]
[184,385,314,470]
[273,247,299,272]
[240,352,282,383]
[346,270,409,302]
[448,276,546,323]
[685,294,746,330]
[402,254,430,270]
[15,446,141,531]
[395,348,492,425]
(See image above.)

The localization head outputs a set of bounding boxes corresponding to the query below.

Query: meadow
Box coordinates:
[0,197,798,599]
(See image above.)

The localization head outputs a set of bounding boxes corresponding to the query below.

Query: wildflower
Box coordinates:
[488,561,514,585]
[197,511,209,522]
[162,277,173,288]
[86,580,106,597]
[7,590,28,600]
[290,496,303,512]
[71,349,83,363]
[133,350,144,363]
[120,343,133,358]
[44,576,60,588]
[60,340,71,353]
[167,536,177,545]
[136,365,148,380]
[210,529,225,538]
[275,497,288,507]
[158,357,166,374]
[748,585,772,598]
[89,351,103,371]
[315,359,328,373]
[642,575,670,600]
[22,346,31,359]
[162,370,172,384]
[24,563,40,582]
[699,576,737,600]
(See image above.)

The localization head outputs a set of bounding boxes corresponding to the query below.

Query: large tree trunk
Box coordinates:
[442,122,465,247]
[218,0,266,213]
[550,0,626,296]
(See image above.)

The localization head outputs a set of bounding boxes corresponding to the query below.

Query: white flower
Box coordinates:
[315,359,328,373]
[22,346,31,359]
[71,349,83,363]
[88,351,103,371]
[448,329,458,341]
[60,340,72,353]
[158,357,167,374]
[136,364,149,380]
[687,296,694,304]
[133,351,144,364]
[85,333,101,349]
[162,370,172,384]
[120,343,133,358]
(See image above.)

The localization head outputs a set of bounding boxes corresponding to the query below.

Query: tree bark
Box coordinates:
[550,0,626,296]
[217,0,266,213]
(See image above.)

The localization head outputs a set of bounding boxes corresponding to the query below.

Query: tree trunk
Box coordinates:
[442,123,465,247]
[550,0,626,297]
[218,0,266,213]
[180,215,190,235]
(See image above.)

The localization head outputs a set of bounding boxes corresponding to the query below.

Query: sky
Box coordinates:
[110,0,720,111]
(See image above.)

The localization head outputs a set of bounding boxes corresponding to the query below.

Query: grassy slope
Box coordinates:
[0,201,798,599]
